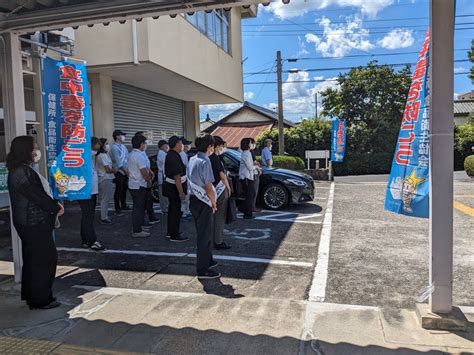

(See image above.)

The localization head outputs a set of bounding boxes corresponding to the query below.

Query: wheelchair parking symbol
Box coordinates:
[224,228,272,240]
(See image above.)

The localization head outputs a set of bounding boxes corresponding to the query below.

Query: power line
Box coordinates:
[284,48,471,61]
[244,59,471,75]
[244,72,470,85]
[242,14,474,27]
[242,27,474,36]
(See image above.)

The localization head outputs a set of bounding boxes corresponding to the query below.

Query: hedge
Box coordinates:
[257,155,305,171]
[465,155,474,177]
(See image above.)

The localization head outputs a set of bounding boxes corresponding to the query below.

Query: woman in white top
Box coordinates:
[97,138,116,224]
[239,138,257,219]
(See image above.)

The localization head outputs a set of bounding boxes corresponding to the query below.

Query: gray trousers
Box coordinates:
[252,175,260,209]
[158,183,169,214]
[212,189,229,245]
[99,178,115,220]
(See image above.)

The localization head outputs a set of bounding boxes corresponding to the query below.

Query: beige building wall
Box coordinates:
[184,102,200,142]
[226,109,271,124]
[89,73,115,141]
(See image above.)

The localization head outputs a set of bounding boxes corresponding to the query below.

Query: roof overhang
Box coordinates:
[0,1,270,34]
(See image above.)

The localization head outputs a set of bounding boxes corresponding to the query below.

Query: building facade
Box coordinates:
[73,7,256,150]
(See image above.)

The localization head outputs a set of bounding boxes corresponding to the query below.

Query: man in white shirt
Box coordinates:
[78,137,105,251]
[157,140,169,214]
[128,135,154,238]
[110,129,129,215]
[179,137,192,217]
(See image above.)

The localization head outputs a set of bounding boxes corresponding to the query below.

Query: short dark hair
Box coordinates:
[195,134,215,152]
[213,135,225,147]
[240,137,251,151]
[134,131,144,137]
[6,135,34,170]
[132,134,146,149]
[91,137,100,148]
[168,135,182,149]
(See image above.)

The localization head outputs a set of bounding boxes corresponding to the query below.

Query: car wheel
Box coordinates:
[151,181,160,203]
[261,183,289,210]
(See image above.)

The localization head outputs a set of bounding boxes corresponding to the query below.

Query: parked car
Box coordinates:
[221,149,315,210]
[149,149,315,210]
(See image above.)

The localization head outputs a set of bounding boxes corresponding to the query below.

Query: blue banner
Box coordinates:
[42,57,92,200]
[331,119,346,162]
[385,29,430,218]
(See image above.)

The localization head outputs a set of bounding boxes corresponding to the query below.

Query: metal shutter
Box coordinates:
[112,81,185,154]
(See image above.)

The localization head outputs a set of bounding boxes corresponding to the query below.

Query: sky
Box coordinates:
[200,0,474,122]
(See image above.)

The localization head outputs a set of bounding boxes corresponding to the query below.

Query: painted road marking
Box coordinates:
[453,201,474,217]
[308,182,335,302]
[224,228,272,240]
[56,247,313,268]
[255,211,323,224]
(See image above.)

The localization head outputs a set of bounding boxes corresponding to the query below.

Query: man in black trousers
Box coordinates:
[163,136,189,242]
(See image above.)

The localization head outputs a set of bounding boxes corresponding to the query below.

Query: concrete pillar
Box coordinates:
[0,32,27,282]
[429,0,454,313]
[89,73,115,141]
[184,101,200,143]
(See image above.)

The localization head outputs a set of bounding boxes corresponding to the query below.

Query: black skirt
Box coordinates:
[15,220,57,307]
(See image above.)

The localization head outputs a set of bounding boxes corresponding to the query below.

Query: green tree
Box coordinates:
[321,61,412,153]
[469,39,474,84]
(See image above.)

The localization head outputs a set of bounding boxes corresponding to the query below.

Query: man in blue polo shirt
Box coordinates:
[261,138,273,171]
[187,134,220,279]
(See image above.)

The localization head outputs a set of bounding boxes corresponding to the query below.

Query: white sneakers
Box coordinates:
[132,231,151,238]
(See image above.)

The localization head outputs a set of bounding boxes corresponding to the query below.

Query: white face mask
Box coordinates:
[104,144,110,152]
[269,145,272,150]
[33,149,41,163]
[250,143,256,150]
[119,135,126,143]
[222,147,227,154]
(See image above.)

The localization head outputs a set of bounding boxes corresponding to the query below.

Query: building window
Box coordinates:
[183,9,231,54]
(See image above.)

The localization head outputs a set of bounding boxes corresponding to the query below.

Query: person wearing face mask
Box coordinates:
[97,138,116,224]
[249,138,262,213]
[134,132,159,228]
[157,140,170,215]
[128,135,154,238]
[210,136,232,250]
[78,137,106,251]
[188,134,220,279]
[179,137,192,218]
[163,136,189,242]
[239,138,258,219]
[7,136,64,310]
[110,130,129,216]
[261,139,273,172]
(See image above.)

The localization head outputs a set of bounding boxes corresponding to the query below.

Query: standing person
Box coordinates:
[97,138,116,224]
[210,136,232,250]
[188,134,220,279]
[261,138,273,171]
[110,130,129,216]
[249,138,262,212]
[128,135,154,238]
[157,140,169,215]
[180,137,192,218]
[79,137,106,251]
[134,132,159,226]
[239,138,257,219]
[163,136,189,242]
[7,136,64,310]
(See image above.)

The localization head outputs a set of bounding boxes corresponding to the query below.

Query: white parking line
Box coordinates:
[308,182,335,302]
[57,247,313,268]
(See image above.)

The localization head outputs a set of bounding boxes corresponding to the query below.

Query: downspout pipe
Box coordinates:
[131,19,139,65]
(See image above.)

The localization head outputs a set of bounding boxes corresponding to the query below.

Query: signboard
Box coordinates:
[331,119,346,163]
[42,56,92,200]
[385,29,430,218]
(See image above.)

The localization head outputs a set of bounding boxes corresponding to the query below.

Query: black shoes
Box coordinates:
[29,300,61,310]
[197,270,221,279]
[214,242,231,250]
[169,234,189,242]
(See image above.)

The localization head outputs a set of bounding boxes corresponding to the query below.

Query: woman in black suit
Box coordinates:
[7,136,64,310]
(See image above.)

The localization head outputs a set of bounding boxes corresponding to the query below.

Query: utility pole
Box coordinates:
[276,50,284,155]
[314,92,318,118]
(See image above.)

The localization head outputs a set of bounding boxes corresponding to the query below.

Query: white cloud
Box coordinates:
[454,66,466,74]
[273,71,339,116]
[305,17,374,58]
[296,36,309,57]
[264,0,393,19]
[244,91,255,101]
[377,29,414,49]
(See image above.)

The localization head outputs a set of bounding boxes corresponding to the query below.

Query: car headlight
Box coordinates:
[286,178,306,187]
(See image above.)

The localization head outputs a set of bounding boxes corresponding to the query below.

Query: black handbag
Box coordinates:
[225,197,238,224]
